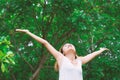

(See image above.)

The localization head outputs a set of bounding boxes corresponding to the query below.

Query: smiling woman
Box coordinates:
[16,29,109,80]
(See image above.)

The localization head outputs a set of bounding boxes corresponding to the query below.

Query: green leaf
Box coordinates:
[0,50,5,60]
[8,58,15,64]
[1,63,6,72]
[3,59,10,64]
[6,51,14,58]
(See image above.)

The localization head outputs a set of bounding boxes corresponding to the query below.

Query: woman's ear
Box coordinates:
[75,55,78,59]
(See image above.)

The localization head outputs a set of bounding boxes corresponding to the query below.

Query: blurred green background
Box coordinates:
[0,0,120,80]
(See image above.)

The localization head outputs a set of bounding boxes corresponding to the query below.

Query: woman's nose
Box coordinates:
[68,45,72,47]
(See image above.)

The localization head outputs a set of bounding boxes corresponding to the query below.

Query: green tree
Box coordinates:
[0,0,120,80]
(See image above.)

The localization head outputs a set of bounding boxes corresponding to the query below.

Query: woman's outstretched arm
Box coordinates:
[79,48,109,64]
[16,29,63,61]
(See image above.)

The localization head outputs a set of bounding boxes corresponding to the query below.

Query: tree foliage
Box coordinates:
[0,0,120,80]
[0,36,15,76]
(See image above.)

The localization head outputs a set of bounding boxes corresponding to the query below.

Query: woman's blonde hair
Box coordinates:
[54,45,63,71]
[54,43,77,72]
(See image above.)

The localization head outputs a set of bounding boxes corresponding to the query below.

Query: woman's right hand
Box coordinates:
[16,29,29,33]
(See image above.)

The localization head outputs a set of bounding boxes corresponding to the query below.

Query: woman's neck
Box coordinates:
[65,53,76,61]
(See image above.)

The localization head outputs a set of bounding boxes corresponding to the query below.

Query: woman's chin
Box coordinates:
[67,49,76,53]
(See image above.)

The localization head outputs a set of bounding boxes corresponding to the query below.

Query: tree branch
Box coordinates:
[55,28,76,45]
[29,53,48,80]
[11,33,34,72]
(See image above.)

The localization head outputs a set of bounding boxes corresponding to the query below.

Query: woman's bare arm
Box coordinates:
[16,29,63,61]
[78,48,109,64]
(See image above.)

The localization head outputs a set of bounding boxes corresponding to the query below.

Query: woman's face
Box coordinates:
[62,43,76,55]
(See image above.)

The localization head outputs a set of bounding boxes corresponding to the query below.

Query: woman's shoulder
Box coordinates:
[77,56,84,59]
[77,56,84,64]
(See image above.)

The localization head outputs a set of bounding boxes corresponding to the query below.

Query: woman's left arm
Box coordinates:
[79,48,109,64]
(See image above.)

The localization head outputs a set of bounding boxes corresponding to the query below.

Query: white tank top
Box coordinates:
[59,57,83,80]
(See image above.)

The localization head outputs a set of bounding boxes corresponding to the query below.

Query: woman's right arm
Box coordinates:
[16,29,63,61]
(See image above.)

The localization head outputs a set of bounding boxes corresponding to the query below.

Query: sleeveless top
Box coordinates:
[59,57,83,80]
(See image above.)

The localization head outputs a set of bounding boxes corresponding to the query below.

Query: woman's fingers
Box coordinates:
[16,29,29,33]
[100,48,109,51]
[16,29,24,32]
[16,29,20,31]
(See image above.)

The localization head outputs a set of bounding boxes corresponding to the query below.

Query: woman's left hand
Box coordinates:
[100,48,109,51]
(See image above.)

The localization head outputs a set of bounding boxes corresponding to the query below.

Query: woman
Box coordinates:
[16,29,109,80]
